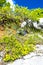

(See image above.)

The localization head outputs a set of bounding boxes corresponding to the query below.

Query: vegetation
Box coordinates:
[0,4,43,26]
[0,0,6,7]
[0,35,36,62]
[0,34,43,62]
[29,8,43,21]
[0,0,43,62]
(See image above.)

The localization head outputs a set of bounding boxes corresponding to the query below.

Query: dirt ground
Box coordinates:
[0,26,16,38]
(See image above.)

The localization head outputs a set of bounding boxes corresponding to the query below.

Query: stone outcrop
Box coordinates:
[33,18,43,29]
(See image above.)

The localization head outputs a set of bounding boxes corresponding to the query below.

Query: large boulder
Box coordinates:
[38,18,43,28]
[33,22,41,29]
[33,18,43,29]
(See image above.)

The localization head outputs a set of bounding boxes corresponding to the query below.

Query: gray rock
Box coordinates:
[21,21,26,28]
[0,61,6,65]
[38,24,43,28]
[26,19,33,27]
[33,22,41,29]
[33,18,43,29]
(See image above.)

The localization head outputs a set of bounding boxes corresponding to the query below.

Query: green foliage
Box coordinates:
[0,35,35,62]
[0,0,6,7]
[3,54,11,62]
[29,8,43,21]
[0,2,15,25]
[24,34,43,45]
[14,5,31,22]
[0,3,43,62]
[0,4,43,27]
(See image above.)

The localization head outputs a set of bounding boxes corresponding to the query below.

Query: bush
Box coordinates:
[0,35,35,62]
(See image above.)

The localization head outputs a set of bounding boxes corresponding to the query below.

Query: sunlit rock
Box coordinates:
[7,59,23,65]
[33,18,43,29]
[33,22,41,29]
[21,21,26,27]
[38,18,43,28]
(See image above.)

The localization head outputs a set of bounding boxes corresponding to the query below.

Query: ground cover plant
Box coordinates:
[0,0,43,62]
[0,35,36,62]
[0,34,43,62]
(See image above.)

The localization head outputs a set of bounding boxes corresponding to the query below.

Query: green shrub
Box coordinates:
[3,54,11,62]
[0,35,36,62]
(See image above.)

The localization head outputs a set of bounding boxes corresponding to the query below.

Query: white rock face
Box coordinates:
[21,21,26,27]
[33,22,41,29]
[33,18,43,29]
[33,22,38,28]
[7,59,23,65]
[23,56,43,65]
